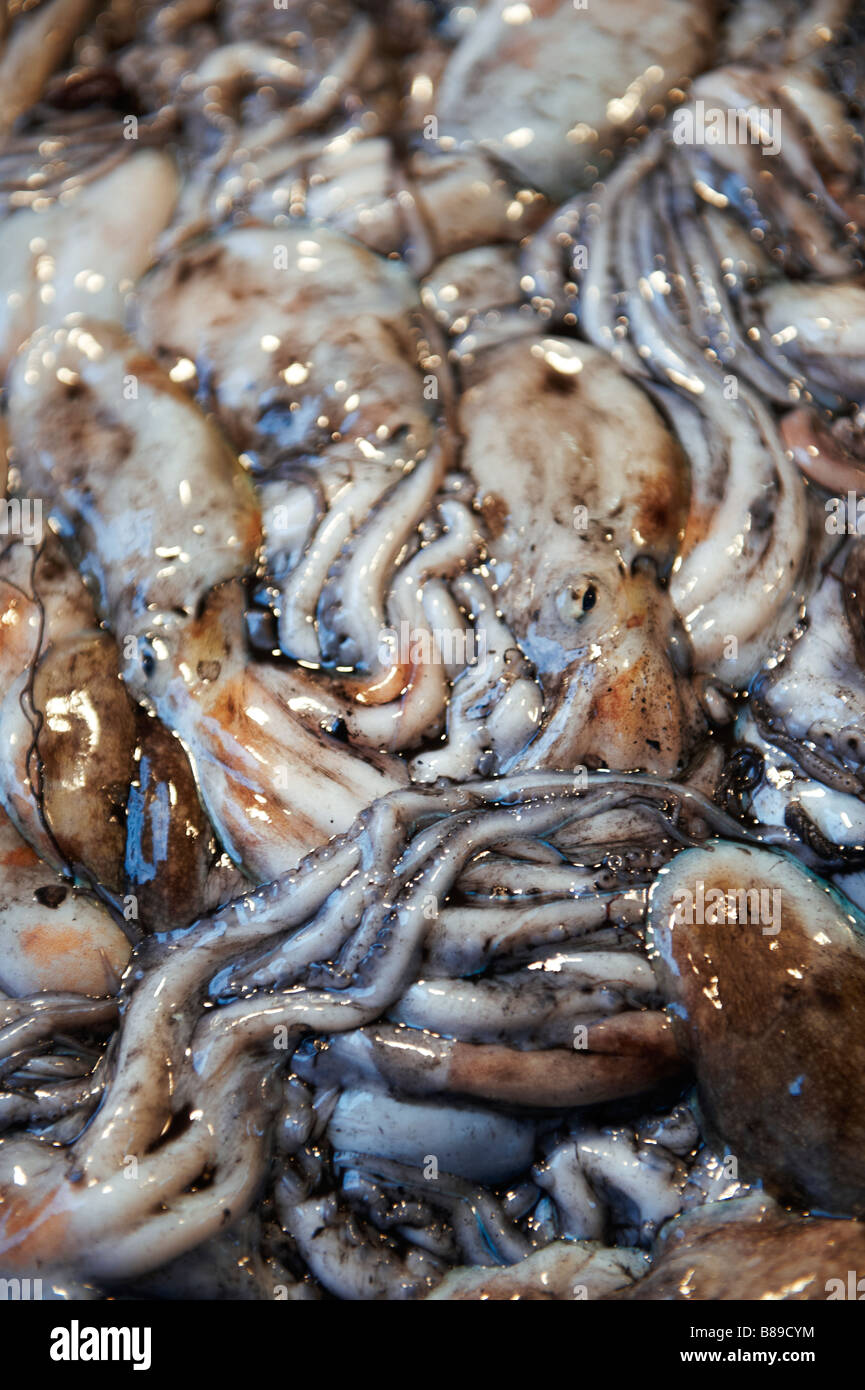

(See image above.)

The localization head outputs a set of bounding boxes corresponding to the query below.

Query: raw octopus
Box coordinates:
[1,0,865,1304]
[5,319,409,876]
[0,772,781,1284]
[0,526,240,930]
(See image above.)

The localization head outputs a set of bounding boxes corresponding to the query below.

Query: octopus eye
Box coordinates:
[139,639,156,679]
[556,582,599,623]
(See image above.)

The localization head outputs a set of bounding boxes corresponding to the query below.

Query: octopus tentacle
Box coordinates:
[0,770,757,1277]
[411,572,544,782]
[317,440,450,671]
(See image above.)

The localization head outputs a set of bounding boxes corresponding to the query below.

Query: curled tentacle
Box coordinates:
[0,770,763,1278]
[410,572,544,783]
[317,440,450,671]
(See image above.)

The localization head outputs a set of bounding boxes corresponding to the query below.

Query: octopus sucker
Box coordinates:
[2,0,865,1304]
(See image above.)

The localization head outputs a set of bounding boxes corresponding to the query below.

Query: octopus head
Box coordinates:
[460,335,703,777]
[512,553,703,777]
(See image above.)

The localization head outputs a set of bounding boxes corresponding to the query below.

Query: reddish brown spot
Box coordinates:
[635,464,687,546]
[20,923,85,966]
[590,659,646,725]
[0,845,40,869]
[212,684,240,724]
[481,491,510,539]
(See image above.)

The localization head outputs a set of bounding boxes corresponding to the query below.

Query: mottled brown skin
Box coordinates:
[609,1199,865,1300]
[33,631,136,892]
[649,846,865,1215]
[134,225,434,476]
